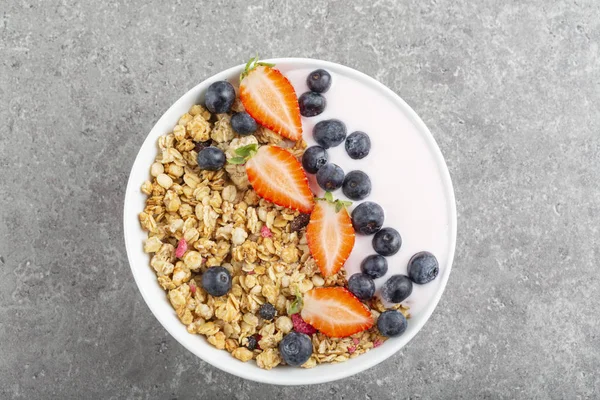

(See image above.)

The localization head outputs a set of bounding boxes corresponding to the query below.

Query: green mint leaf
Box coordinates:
[227,156,247,165]
[235,144,258,157]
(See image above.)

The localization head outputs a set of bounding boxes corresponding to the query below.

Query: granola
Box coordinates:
[139,101,409,369]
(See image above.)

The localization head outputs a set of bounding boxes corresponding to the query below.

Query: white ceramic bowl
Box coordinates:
[124,58,457,385]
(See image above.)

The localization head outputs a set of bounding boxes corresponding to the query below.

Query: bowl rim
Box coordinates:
[123,57,457,385]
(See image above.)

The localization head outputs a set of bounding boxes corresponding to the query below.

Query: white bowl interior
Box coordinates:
[123,58,457,385]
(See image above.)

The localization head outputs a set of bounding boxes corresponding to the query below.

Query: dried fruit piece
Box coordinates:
[260,225,273,238]
[175,238,188,258]
[291,313,317,335]
[290,213,310,232]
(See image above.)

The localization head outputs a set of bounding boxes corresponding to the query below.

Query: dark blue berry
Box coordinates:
[205,81,235,114]
[302,146,328,174]
[279,332,313,366]
[377,310,407,337]
[259,303,277,320]
[372,228,402,256]
[407,252,439,284]
[347,273,376,301]
[342,170,371,200]
[197,147,226,171]
[316,163,344,191]
[360,255,388,279]
[351,202,384,235]
[230,112,257,135]
[381,275,413,303]
[345,131,371,159]
[202,266,232,297]
[246,335,258,350]
[299,92,326,117]
[313,119,346,149]
[306,69,332,93]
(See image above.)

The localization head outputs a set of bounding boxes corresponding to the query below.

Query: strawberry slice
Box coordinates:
[245,145,314,213]
[239,58,302,141]
[301,287,374,337]
[306,194,355,277]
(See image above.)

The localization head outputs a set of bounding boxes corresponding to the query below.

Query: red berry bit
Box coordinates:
[348,346,356,354]
[255,334,262,350]
[175,238,188,258]
[291,313,317,335]
[260,225,272,238]
[373,339,384,348]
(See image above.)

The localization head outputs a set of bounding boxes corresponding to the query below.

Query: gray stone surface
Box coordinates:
[1,0,599,398]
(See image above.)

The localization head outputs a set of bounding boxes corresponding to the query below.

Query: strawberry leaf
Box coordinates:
[228,156,247,165]
[335,202,343,213]
[335,200,352,213]
[240,56,276,81]
[316,192,352,212]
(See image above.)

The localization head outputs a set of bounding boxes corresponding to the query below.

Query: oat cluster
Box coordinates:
[138,100,409,369]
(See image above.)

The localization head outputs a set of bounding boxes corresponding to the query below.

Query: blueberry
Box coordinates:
[230,112,257,135]
[342,170,371,200]
[377,310,407,337]
[302,146,328,174]
[197,147,226,171]
[351,202,384,235]
[316,163,344,191]
[380,275,413,303]
[345,131,371,159]
[306,69,332,93]
[360,255,388,279]
[246,335,258,350]
[407,251,439,284]
[313,119,346,149]
[279,332,313,366]
[347,273,376,301]
[372,228,402,256]
[204,81,236,114]
[202,266,232,297]
[299,92,326,117]
[259,303,277,320]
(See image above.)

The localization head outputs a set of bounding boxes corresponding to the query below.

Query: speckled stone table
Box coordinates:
[1,0,599,399]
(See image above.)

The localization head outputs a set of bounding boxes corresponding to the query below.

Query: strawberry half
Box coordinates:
[239,58,303,141]
[306,193,355,277]
[243,145,314,213]
[301,287,374,337]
